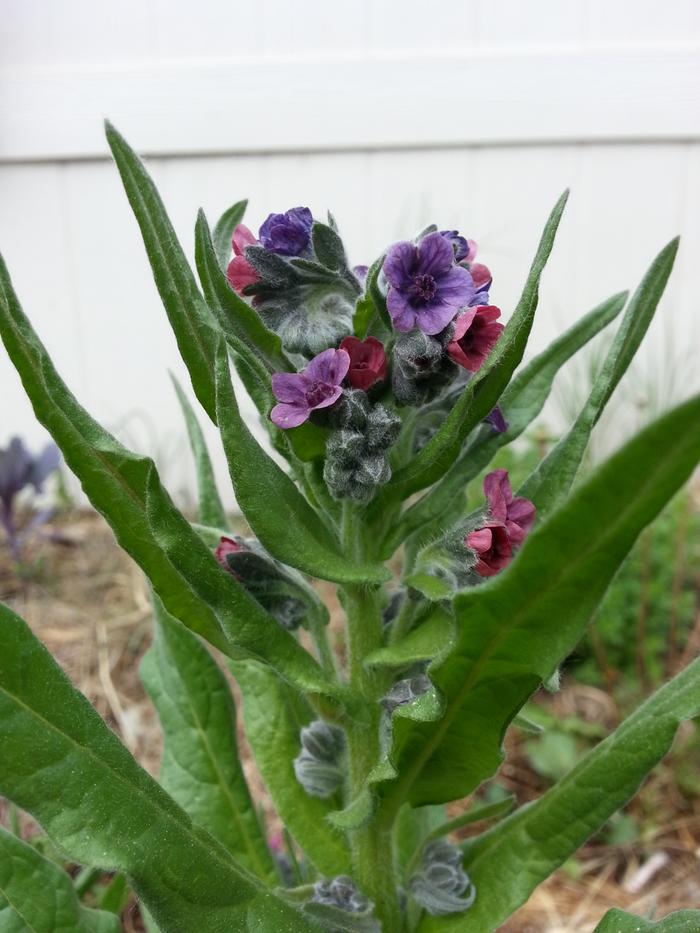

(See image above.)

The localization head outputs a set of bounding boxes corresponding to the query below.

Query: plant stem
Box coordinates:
[341,503,402,930]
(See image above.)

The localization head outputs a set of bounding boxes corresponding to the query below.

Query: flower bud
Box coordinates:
[382,674,432,713]
[409,840,476,916]
[392,331,457,406]
[324,426,393,503]
[312,875,371,914]
[325,389,370,431]
[339,335,387,391]
[364,404,401,452]
[294,720,346,799]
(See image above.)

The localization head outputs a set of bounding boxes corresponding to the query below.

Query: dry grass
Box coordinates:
[1,510,699,931]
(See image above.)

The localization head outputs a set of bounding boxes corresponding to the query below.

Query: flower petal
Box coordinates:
[387,288,416,331]
[232,223,257,256]
[270,402,310,429]
[305,347,350,385]
[384,241,417,289]
[271,372,307,404]
[417,232,454,278]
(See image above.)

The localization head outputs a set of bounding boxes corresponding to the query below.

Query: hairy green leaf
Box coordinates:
[520,238,679,514]
[141,598,276,881]
[105,122,219,422]
[0,826,120,933]
[0,605,320,933]
[365,609,453,670]
[420,657,700,931]
[375,392,700,812]
[594,909,700,932]
[0,257,333,698]
[214,343,389,585]
[385,290,627,555]
[213,199,247,271]
[195,209,292,374]
[232,660,352,877]
[374,190,568,506]
[171,374,227,528]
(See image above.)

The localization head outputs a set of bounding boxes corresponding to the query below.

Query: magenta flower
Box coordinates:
[226,223,259,294]
[465,469,535,577]
[465,524,512,577]
[271,348,350,429]
[339,335,387,391]
[483,468,536,546]
[259,206,313,256]
[447,305,504,372]
[384,232,475,335]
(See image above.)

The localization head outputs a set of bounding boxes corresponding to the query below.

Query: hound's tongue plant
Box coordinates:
[0,123,698,933]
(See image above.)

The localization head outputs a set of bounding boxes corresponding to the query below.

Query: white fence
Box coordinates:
[1,0,699,505]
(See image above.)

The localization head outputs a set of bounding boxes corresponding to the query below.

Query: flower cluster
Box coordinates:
[465,469,536,577]
[222,206,506,507]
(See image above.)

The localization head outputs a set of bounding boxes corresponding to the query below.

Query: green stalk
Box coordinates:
[341,501,402,930]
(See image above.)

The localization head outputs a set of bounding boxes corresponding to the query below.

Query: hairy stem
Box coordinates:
[341,503,402,930]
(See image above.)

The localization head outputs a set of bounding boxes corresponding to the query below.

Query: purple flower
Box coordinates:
[384,232,474,335]
[271,348,350,429]
[259,207,313,256]
[439,230,470,262]
[0,437,61,561]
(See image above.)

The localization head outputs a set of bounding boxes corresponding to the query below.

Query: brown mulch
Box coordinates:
[1,510,699,932]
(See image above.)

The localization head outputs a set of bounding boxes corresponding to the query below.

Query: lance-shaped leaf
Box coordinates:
[214,343,389,585]
[0,257,334,699]
[171,373,227,528]
[195,209,292,374]
[232,660,352,878]
[372,191,568,508]
[383,290,627,556]
[418,657,700,932]
[0,826,121,933]
[594,909,700,932]
[373,392,700,814]
[520,238,679,514]
[105,122,219,422]
[0,604,321,933]
[141,598,276,881]
[212,198,247,271]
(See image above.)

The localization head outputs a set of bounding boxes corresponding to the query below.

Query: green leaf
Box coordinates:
[420,657,700,932]
[214,342,390,586]
[98,873,129,914]
[212,198,247,271]
[171,373,227,528]
[423,796,515,845]
[594,909,700,932]
[303,901,381,933]
[141,597,276,881]
[354,256,391,339]
[373,190,569,507]
[520,238,679,514]
[311,221,348,272]
[105,122,219,422]
[364,608,453,670]
[0,604,320,933]
[0,826,121,933]
[384,290,627,556]
[374,392,700,812]
[327,789,376,832]
[231,660,352,877]
[0,258,334,698]
[404,572,455,603]
[195,209,292,375]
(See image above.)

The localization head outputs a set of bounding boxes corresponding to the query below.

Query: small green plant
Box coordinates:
[0,123,699,932]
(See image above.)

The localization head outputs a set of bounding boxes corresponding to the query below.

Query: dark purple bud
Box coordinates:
[439,230,471,262]
[484,405,508,433]
[259,206,313,256]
